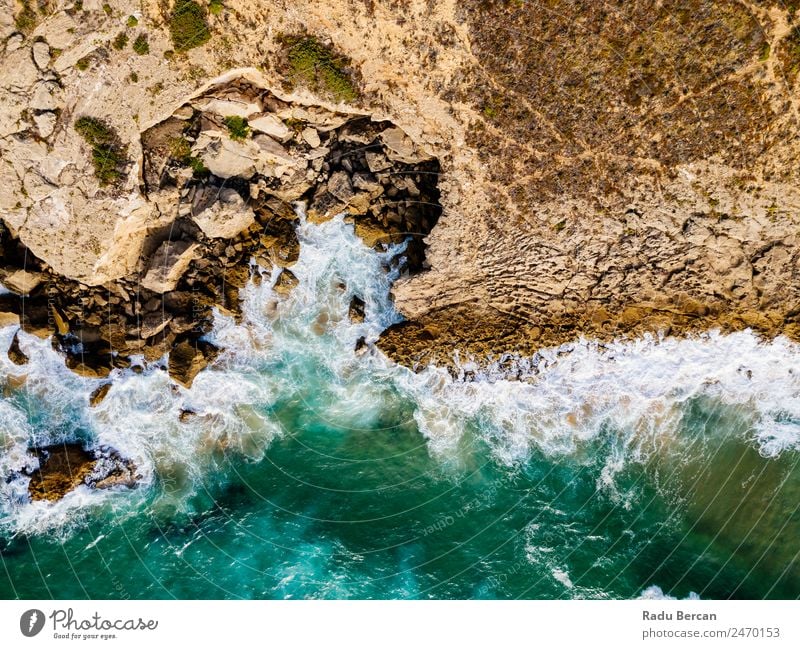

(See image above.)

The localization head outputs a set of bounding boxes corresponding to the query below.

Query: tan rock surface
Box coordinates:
[2,0,800,370]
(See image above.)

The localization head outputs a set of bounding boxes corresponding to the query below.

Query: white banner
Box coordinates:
[0,600,798,648]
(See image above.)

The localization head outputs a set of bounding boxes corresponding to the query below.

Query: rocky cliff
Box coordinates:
[2,0,800,376]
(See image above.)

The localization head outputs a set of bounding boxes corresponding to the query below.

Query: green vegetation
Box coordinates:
[126,15,138,27]
[102,2,111,14]
[283,35,358,102]
[112,31,128,50]
[133,33,149,55]
[786,25,800,73]
[129,71,138,83]
[76,56,92,71]
[208,0,223,15]
[74,117,127,186]
[759,41,770,62]
[169,136,208,178]
[14,0,38,34]
[169,0,211,52]
[223,115,250,140]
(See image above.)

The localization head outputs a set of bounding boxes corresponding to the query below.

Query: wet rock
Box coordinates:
[7,331,28,365]
[141,240,201,293]
[273,269,299,296]
[0,311,19,327]
[168,339,219,388]
[89,382,111,407]
[349,296,366,323]
[27,444,95,502]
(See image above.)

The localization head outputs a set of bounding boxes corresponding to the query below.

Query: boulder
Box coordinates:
[168,339,219,388]
[1,269,43,295]
[328,171,355,203]
[381,127,429,164]
[249,114,292,142]
[141,240,200,294]
[7,330,28,365]
[192,187,256,239]
[32,41,51,70]
[302,127,321,148]
[27,444,96,501]
[195,131,257,179]
[29,80,63,112]
[89,382,111,407]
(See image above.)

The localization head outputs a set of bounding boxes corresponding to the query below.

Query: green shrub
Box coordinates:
[208,0,223,15]
[112,31,128,50]
[284,35,358,102]
[169,0,211,52]
[74,117,127,186]
[76,56,92,71]
[102,2,111,15]
[223,115,250,140]
[14,1,38,34]
[126,15,138,27]
[133,33,149,55]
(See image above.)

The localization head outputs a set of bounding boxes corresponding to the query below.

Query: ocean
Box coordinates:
[1,212,799,599]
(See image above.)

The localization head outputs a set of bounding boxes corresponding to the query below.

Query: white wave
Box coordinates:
[2,209,800,535]
[639,585,700,600]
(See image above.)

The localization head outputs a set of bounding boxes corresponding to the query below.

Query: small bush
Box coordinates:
[223,115,250,140]
[169,0,211,52]
[133,33,149,55]
[76,56,92,71]
[102,2,111,15]
[112,32,128,50]
[208,0,223,15]
[74,117,127,186]
[283,35,358,102]
[14,1,38,34]
[126,15,138,27]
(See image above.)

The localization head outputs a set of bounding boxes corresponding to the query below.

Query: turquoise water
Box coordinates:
[1,213,800,599]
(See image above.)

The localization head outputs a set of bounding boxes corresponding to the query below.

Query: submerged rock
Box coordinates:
[7,330,28,365]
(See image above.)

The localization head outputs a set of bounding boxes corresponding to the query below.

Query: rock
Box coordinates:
[381,127,429,163]
[353,172,384,197]
[168,339,218,388]
[50,306,69,335]
[33,111,57,138]
[302,127,321,148]
[7,330,28,365]
[32,41,51,70]
[141,240,201,294]
[192,187,256,239]
[349,296,366,322]
[249,114,292,142]
[29,80,62,111]
[1,269,43,295]
[89,449,139,490]
[173,105,194,120]
[89,382,111,407]
[139,313,172,338]
[365,150,392,173]
[0,311,18,327]
[197,133,258,179]
[273,269,298,296]
[328,171,355,203]
[5,34,23,53]
[27,444,96,501]
[194,97,262,119]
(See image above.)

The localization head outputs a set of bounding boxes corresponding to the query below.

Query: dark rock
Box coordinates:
[349,296,366,323]
[89,382,111,407]
[7,330,28,365]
